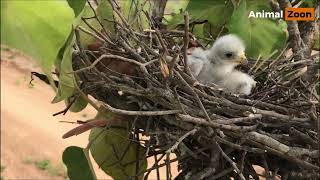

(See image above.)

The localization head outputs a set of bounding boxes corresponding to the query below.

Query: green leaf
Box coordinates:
[53,0,87,103]
[226,0,288,58]
[1,0,74,88]
[67,0,87,17]
[166,12,185,29]
[52,30,75,103]
[300,1,315,8]
[68,96,89,113]
[97,0,115,34]
[166,0,233,40]
[88,109,147,180]
[164,0,189,28]
[186,0,233,30]
[119,0,150,31]
[79,5,102,48]
[63,146,96,180]
[165,0,189,15]
[89,127,147,180]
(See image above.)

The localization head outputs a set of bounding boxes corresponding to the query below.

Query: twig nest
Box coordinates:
[72,24,319,180]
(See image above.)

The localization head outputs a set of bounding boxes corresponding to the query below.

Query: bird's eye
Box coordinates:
[225,52,233,58]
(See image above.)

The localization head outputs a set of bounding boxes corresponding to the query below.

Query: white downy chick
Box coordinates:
[187,34,256,95]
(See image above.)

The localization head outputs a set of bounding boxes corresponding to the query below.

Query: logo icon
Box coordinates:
[284,8,315,21]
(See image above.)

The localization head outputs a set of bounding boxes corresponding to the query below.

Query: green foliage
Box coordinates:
[96,0,115,34]
[227,0,288,58]
[166,0,288,59]
[120,0,150,31]
[35,159,51,170]
[63,146,96,180]
[67,0,87,17]
[68,96,89,112]
[22,157,66,177]
[88,110,147,180]
[52,30,75,103]
[167,0,233,38]
[300,0,315,8]
[188,0,233,38]
[165,0,189,15]
[89,128,147,180]
[1,0,88,104]
[80,5,103,47]
[53,0,87,103]
[96,0,150,36]
[1,0,74,88]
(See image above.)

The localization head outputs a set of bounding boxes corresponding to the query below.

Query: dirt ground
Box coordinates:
[0,49,178,180]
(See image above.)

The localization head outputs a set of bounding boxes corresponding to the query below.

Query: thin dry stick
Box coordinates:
[166,128,198,153]
[175,70,212,122]
[249,54,261,74]
[70,54,150,75]
[178,114,258,132]
[183,12,190,73]
[78,26,105,43]
[102,103,181,116]
[215,141,246,180]
[253,50,278,73]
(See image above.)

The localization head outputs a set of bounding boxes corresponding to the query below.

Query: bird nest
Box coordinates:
[70,13,319,180]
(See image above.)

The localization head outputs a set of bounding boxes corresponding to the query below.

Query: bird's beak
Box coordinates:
[237,53,248,65]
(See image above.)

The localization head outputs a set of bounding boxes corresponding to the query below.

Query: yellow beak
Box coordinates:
[235,53,247,65]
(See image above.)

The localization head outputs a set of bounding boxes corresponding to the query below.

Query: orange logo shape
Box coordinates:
[285,8,315,21]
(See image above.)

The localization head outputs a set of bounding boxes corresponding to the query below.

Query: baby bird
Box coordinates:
[187,34,256,95]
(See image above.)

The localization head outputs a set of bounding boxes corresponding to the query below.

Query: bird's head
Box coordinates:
[207,34,247,67]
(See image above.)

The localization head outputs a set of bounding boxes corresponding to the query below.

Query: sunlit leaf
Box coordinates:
[166,12,185,29]
[120,0,150,31]
[1,0,74,88]
[79,5,102,48]
[226,0,288,58]
[186,0,233,34]
[62,146,96,180]
[67,0,87,17]
[166,0,233,41]
[97,0,115,34]
[53,0,87,103]
[52,30,75,103]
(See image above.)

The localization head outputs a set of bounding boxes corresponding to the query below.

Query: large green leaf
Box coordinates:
[88,110,147,180]
[96,0,116,34]
[167,0,233,39]
[67,0,87,17]
[96,0,150,35]
[52,30,75,103]
[226,0,288,58]
[89,128,147,180]
[62,146,97,180]
[53,0,87,103]
[186,0,233,30]
[1,0,74,88]
[79,5,102,48]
